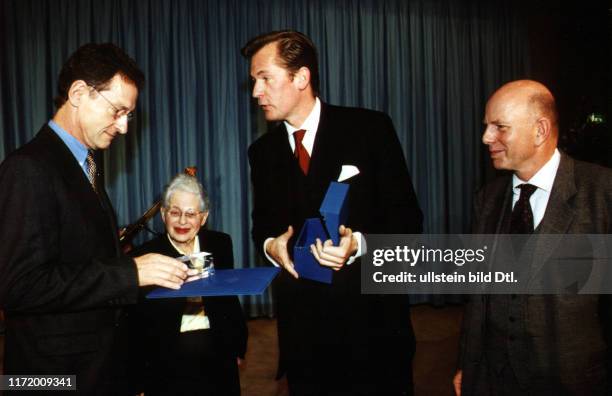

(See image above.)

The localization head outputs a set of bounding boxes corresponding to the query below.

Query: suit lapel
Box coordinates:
[38,126,120,253]
[494,183,513,235]
[529,155,577,276]
[477,178,513,280]
[272,122,298,173]
[307,103,342,185]
[476,175,513,234]
[535,154,576,234]
[159,234,181,257]
[39,126,103,205]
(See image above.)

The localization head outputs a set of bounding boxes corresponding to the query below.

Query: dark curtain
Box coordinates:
[0,0,530,314]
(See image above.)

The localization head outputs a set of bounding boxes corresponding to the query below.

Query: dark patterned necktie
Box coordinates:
[293,129,310,175]
[86,151,98,192]
[510,183,537,234]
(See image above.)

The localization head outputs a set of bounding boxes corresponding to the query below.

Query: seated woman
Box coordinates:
[130,174,247,396]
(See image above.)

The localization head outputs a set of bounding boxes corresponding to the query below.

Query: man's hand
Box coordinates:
[310,225,358,271]
[134,253,192,289]
[266,226,298,279]
[453,369,462,396]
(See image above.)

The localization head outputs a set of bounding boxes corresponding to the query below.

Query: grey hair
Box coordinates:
[162,174,210,212]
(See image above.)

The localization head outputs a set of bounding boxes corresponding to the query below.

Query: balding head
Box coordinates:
[493,80,558,134]
[482,80,559,180]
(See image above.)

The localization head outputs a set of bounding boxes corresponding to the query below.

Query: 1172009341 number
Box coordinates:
[1,375,76,390]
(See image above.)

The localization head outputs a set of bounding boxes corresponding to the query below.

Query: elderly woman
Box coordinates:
[130,174,247,396]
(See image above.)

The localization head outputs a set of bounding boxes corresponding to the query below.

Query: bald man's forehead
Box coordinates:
[495,80,553,100]
[485,91,534,124]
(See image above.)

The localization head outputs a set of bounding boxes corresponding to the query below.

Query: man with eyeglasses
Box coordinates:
[0,43,192,394]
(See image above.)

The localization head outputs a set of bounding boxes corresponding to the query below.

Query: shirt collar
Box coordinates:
[167,233,201,256]
[512,148,561,193]
[48,120,89,171]
[284,97,321,136]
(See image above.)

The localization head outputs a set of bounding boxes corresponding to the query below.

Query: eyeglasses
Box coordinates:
[89,86,135,122]
[165,207,204,221]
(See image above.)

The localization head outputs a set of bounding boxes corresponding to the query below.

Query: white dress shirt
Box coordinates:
[284,97,321,155]
[167,235,210,331]
[512,149,561,229]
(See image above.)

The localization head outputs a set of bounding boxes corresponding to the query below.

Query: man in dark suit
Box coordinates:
[242,30,423,395]
[0,43,191,394]
[454,80,612,395]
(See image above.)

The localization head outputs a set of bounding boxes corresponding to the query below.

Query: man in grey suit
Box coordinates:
[454,80,612,395]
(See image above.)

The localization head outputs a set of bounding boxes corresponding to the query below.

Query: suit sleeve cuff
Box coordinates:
[346,232,366,265]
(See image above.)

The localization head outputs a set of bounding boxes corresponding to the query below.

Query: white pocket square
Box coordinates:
[338,165,360,182]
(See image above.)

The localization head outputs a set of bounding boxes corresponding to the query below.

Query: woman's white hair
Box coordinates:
[162,174,210,212]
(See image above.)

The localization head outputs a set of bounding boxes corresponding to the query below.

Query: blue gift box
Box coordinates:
[293,182,350,283]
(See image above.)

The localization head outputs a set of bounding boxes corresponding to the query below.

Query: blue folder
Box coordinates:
[146,267,280,298]
[293,182,350,284]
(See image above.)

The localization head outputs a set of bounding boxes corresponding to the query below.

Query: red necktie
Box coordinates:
[293,129,310,175]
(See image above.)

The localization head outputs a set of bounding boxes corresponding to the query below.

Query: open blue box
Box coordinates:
[293,182,350,284]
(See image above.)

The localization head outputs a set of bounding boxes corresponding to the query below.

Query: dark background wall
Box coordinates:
[528,0,610,167]
[0,0,609,311]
